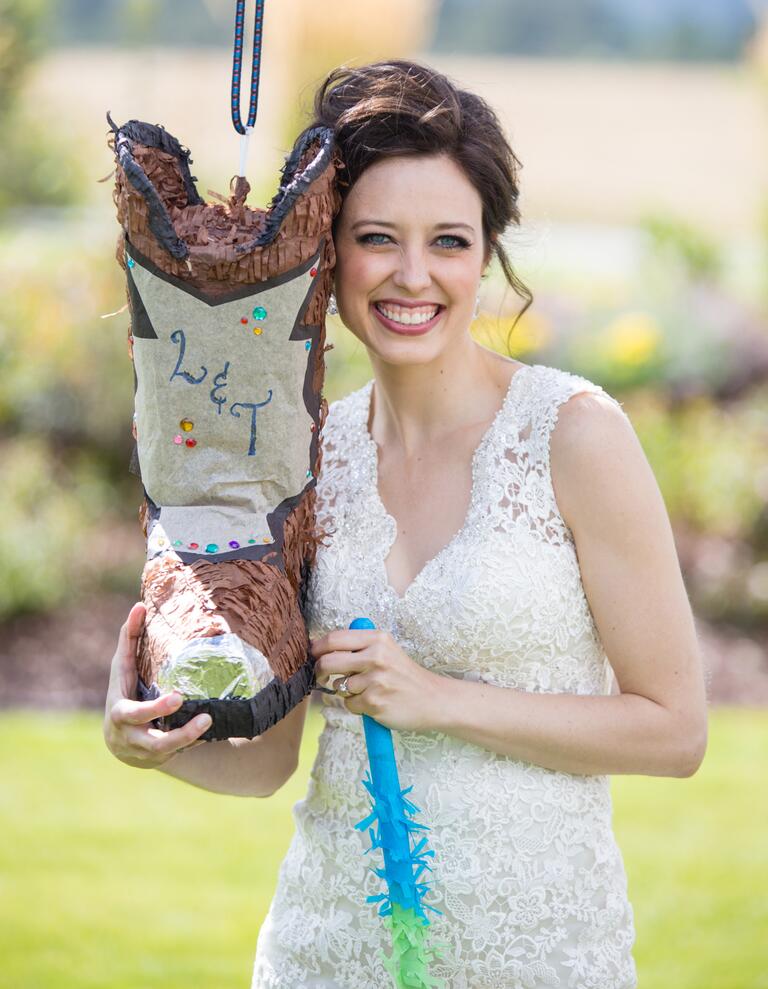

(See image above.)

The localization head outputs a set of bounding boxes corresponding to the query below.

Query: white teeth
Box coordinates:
[375,303,440,326]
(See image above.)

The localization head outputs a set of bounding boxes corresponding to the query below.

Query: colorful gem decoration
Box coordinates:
[253,327,262,336]
[188,542,199,550]
[228,540,240,549]
[310,267,317,277]
[305,341,311,351]
[240,317,248,325]
[180,418,194,432]
[205,543,219,553]
[185,438,197,448]
[127,257,136,269]
[247,538,256,544]
[262,536,271,543]
[252,305,267,321]
[173,434,183,445]
[173,540,183,547]
[306,469,313,478]
[310,423,316,432]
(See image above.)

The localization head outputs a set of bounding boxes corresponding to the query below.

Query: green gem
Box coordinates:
[247,538,256,544]
[205,543,219,553]
[252,306,267,321]
[173,540,182,547]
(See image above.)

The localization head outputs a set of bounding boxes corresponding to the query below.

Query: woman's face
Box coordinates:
[333,153,489,367]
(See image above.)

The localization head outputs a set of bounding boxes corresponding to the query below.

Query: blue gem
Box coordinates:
[305,341,311,351]
[252,306,267,321]
[127,257,135,269]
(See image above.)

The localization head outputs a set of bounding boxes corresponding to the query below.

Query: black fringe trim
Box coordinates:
[108,113,335,261]
[234,125,335,253]
[137,654,316,741]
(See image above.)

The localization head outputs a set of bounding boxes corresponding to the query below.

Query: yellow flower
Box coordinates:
[472,310,552,357]
[601,312,661,366]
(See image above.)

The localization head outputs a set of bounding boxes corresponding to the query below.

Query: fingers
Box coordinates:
[105,689,212,768]
[335,671,370,697]
[310,627,385,658]
[110,690,184,727]
[147,714,213,756]
[109,602,146,701]
[314,650,368,687]
[118,602,146,670]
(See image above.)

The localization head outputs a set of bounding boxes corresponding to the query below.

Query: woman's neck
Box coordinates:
[367,338,519,456]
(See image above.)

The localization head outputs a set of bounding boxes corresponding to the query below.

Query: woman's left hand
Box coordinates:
[310,627,443,733]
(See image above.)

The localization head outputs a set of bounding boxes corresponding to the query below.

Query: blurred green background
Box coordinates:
[1,0,766,986]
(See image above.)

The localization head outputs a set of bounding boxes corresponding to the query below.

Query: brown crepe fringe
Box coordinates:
[112,125,341,701]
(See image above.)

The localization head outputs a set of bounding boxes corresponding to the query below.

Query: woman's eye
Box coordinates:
[435,234,471,250]
[358,233,392,246]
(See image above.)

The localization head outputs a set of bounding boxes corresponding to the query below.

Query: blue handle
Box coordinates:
[349,617,441,986]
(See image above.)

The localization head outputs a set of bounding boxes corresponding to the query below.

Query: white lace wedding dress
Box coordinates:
[252,362,638,988]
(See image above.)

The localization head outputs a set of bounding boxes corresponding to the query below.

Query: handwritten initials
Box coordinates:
[169,329,208,384]
[230,391,274,456]
[210,361,230,414]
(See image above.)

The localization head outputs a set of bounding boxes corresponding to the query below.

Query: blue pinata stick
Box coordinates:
[348,618,444,989]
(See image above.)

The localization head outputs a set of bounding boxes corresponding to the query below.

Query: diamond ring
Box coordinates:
[335,675,353,698]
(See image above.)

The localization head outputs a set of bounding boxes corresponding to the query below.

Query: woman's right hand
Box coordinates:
[103,602,213,769]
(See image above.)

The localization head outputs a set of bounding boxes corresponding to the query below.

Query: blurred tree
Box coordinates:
[0,0,83,215]
[640,215,722,283]
[431,0,757,61]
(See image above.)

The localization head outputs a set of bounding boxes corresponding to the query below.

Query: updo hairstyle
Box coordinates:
[302,59,533,330]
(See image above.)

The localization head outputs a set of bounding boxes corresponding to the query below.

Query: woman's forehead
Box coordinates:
[340,155,482,226]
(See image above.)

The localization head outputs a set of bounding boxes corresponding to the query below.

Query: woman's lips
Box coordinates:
[370,302,444,336]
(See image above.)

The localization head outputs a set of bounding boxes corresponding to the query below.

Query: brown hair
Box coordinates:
[303,59,533,332]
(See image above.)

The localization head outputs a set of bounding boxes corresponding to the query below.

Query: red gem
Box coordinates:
[310,267,317,277]
[186,438,197,448]
[240,317,248,324]
[310,423,316,432]
[189,542,199,549]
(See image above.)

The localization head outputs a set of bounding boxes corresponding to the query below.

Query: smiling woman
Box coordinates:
[243,60,710,989]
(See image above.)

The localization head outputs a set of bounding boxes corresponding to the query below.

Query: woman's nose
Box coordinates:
[392,249,432,295]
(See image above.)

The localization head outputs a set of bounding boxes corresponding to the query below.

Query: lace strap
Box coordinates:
[525,366,628,469]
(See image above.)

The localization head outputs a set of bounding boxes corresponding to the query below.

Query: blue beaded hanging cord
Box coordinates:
[231,0,266,176]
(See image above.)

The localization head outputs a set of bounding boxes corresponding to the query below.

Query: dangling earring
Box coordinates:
[327,292,338,316]
[473,294,481,320]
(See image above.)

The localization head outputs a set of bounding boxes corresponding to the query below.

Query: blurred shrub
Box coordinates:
[0,0,85,216]
[0,229,143,618]
[0,237,134,461]
[0,436,142,619]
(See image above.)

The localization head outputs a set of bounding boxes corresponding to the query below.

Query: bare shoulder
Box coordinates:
[549,387,656,538]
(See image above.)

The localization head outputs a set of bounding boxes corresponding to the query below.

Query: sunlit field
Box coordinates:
[0,707,766,989]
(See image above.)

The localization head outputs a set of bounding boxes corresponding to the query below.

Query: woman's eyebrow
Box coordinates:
[351,220,397,229]
[350,220,476,232]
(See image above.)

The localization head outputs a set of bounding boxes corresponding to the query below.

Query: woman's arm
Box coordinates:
[157,696,309,797]
[427,391,708,777]
[104,604,309,797]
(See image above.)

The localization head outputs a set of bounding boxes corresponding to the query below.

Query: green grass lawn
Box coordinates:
[0,707,765,989]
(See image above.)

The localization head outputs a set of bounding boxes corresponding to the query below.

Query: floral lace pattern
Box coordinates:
[252,364,637,988]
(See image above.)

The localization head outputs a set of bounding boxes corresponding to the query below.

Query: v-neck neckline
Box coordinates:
[358,362,537,603]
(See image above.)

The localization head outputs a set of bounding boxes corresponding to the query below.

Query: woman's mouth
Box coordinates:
[371,301,444,336]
